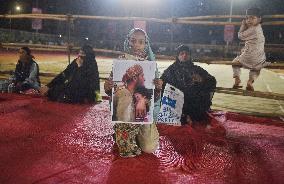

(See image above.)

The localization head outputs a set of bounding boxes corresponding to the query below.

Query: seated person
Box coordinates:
[40,45,100,103]
[104,28,160,157]
[10,47,40,92]
[160,45,216,125]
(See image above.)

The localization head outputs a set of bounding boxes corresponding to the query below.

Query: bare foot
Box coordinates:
[186,115,193,126]
[39,86,49,96]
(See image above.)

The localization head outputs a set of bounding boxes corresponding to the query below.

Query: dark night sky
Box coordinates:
[1,0,283,16]
[0,0,283,44]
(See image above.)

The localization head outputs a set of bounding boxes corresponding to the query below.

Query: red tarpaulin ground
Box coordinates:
[0,93,283,184]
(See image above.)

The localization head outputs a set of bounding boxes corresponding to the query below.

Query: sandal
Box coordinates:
[232,78,242,89]
[232,84,243,89]
[246,85,254,91]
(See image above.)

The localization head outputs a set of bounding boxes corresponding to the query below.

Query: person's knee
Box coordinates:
[140,141,159,153]
[249,70,260,81]
[232,58,241,65]
[137,124,159,153]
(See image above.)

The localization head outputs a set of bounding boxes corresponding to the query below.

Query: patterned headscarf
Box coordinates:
[124,28,155,61]
[122,64,144,83]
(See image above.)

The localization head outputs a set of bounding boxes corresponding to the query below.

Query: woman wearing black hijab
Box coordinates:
[40,45,100,103]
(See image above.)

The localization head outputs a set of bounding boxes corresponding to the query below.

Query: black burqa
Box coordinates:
[47,47,100,103]
[161,58,216,124]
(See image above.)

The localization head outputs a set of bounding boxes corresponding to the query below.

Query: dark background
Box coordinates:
[0,0,283,46]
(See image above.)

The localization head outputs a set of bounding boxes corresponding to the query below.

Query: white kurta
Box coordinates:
[236,24,270,70]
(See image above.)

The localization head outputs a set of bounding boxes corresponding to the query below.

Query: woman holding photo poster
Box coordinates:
[112,64,150,122]
[104,28,162,157]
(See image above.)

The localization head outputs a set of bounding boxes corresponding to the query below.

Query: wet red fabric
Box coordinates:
[0,93,283,184]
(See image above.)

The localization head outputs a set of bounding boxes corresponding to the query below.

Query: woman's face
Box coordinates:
[78,50,86,58]
[246,15,261,27]
[77,50,86,62]
[18,49,28,61]
[178,51,190,62]
[129,31,146,54]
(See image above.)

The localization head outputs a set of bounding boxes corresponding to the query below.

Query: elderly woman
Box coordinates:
[104,28,161,157]
[40,45,100,103]
[161,45,216,125]
[11,47,40,92]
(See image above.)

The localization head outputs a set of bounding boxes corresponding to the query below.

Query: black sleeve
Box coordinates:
[160,67,172,94]
[14,62,21,82]
[196,65,216,91]
[104,71,113,97]
[87,61,100,102]
[92,60,100,91]
[187,66,216,96]
[47,61,75,88]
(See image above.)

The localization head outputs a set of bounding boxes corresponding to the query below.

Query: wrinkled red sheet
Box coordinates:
[0,94,283,184]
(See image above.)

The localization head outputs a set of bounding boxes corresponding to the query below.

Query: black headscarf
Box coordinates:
[81,44,96,66]
[20,46,35,60]
[175,45,192,64]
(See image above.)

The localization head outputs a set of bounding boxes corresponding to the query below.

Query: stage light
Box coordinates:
[59,34,62,38]
[15,6,21,11]
[85,37,89,40]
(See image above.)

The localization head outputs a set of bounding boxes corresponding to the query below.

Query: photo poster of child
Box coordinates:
[111,60,156,124]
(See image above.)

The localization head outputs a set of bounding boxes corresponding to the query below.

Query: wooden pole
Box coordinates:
[67,14,72,64]
[2,14,284,20]
[216,87,284,101]
[1,14,284,26]
[2,43,284,69]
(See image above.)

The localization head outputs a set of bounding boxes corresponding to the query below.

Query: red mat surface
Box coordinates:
[0,94,283,184]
